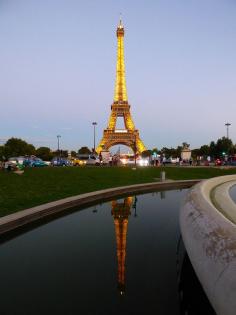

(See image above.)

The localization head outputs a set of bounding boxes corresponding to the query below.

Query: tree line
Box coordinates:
[0,138,67,161]
[0,138,94,161]
[0,137,235,161]
[142,138,235,159]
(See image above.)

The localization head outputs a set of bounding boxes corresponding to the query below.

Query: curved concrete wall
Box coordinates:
[180,175,236,315]
[0,179,199,236]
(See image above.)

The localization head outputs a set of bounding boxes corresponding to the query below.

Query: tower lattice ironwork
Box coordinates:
[96,20,146,154]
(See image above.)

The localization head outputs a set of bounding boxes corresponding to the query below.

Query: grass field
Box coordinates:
[0,166,236,217]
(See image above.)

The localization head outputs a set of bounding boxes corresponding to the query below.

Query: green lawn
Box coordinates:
[0,166,236,217]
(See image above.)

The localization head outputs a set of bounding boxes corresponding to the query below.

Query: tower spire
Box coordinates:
[114,17,127,102]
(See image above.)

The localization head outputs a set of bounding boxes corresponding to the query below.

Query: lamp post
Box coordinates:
[57,135,61,158]
[134,134,137,167]
[225,122,231,139]
[92,122,97,153]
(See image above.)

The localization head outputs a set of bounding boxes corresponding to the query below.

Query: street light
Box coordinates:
[57,135,61,158]
[225,123,231,139]
[134,134,137,167]
[92,122,97,153]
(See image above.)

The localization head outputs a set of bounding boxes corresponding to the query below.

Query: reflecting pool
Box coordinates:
[0,189,214,315]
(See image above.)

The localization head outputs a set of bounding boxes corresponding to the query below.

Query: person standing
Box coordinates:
[176,157,179,166]
[162,156,166,166]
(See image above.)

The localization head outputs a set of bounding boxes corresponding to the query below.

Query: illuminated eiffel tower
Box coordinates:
[111,196,133,294]
[97,19,146,154]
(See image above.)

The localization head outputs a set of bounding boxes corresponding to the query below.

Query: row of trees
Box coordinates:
[191,138,234,159]
[142,138,235,159]
[0,138,65,161]
[0,137,235,161]
[0,138,94,161]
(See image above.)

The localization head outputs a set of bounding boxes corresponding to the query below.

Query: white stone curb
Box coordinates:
[180,175,236,315]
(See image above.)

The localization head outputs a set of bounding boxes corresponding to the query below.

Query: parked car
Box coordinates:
[33,158,47,167]
[165,157,177,164]
[23,156,45,167]
[120,155,149,166]
[25,158,47,167]
[73,154,101,166]
[8,157,25,165]
[72,157,86,166]
[51,157,71,166]
[225,155,236,166]
[85,155,100,166]
[74,154,100,166]
[44,161,51,166]
[214,159,224,166]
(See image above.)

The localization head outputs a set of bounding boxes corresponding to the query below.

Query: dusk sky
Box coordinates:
[0,0,236,151]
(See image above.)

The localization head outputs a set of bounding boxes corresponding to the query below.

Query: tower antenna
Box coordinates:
[119,12,122,27]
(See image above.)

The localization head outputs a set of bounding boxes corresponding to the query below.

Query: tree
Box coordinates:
[209,141,217,158]
[0,146,6,161]
[160,147,169,156]
[141,150,152,158]
[27,144,36,155]
[160,147,180,158]
[78,146,91,154]
[36,147,53,161]
[199,145,210,157]
[60,150,68,158]
[4,138,35,158]
[215,137,234,156]
[71,151,77,158]
[176,146,182,157]
[191,148,201,159]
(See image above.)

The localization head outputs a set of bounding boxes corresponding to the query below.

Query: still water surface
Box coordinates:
[0,189,213,315]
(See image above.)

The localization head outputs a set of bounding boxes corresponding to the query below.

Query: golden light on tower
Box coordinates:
[114,19,128,102]
[97,19,146,154]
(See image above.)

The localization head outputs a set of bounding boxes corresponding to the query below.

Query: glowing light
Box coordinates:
[115,129,128,133]
[138,158,149,166]
[120,158,127,164]
[114,25,128,102]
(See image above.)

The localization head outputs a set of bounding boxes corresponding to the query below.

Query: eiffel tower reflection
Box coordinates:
[111,196,138,295]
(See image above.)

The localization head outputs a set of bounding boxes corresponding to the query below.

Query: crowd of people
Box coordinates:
[150,156,193,167]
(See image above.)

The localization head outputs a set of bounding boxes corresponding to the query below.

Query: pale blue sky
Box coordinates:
[0,0,236,151]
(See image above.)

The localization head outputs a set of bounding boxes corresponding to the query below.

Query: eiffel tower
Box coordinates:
[97,19,146,154]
